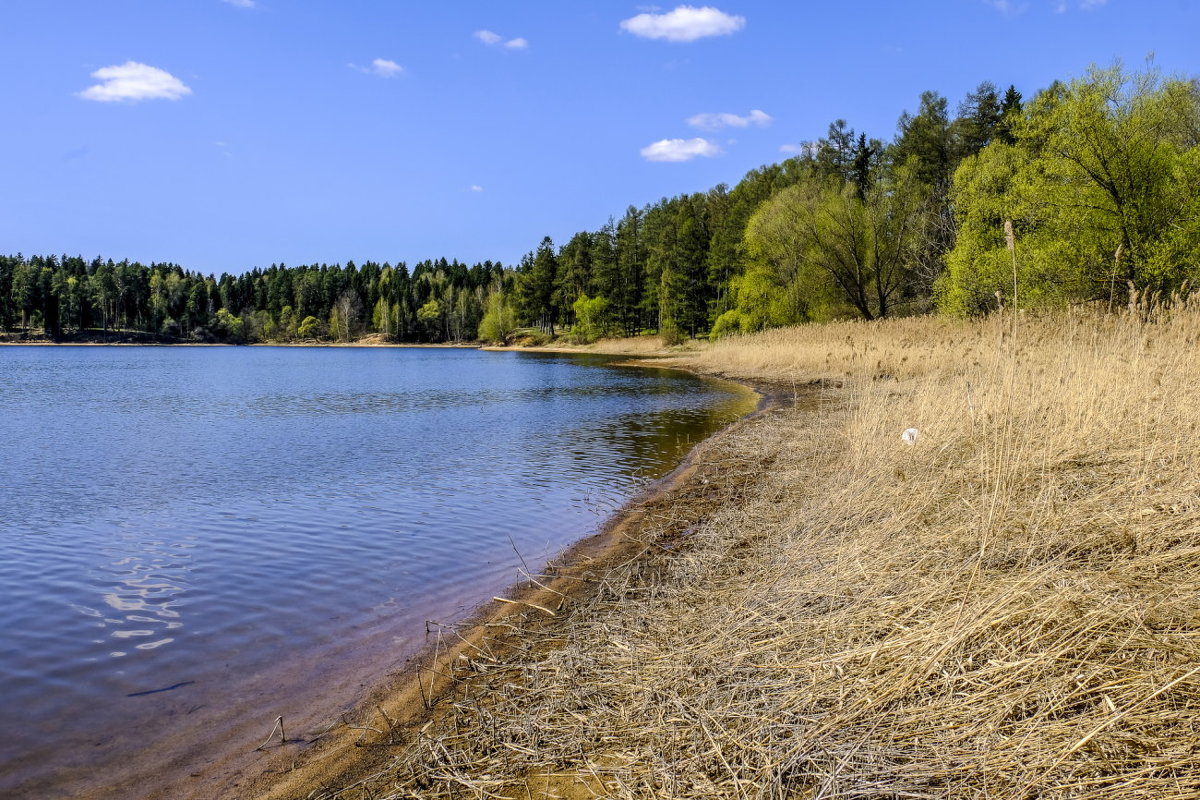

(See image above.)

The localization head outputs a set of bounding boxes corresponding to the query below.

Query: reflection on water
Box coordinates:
[99,541,189,656]
[0,346,754,798]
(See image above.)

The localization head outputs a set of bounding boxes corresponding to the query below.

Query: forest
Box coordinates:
[3,64,1197,345]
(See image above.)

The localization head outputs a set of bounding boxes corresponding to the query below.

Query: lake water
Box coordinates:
[0,346,753,798]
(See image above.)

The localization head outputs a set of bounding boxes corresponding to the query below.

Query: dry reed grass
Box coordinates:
[309,302,1200,799]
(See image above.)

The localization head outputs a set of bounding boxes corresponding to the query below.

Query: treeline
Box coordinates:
[503,63,1200,342]
[499,80,1024,342]
[6,64,1198,345]
[0,255,509,343]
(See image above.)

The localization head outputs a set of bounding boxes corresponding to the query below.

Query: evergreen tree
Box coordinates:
[953,81,1003,161]
[893,91,954,190]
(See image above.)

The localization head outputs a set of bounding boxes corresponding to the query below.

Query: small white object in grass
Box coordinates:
[901,428,920,445]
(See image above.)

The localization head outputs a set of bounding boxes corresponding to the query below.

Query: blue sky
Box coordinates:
[2,1,1198,275]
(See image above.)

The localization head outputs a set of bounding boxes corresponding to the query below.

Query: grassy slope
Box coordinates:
[310,306,1200,799]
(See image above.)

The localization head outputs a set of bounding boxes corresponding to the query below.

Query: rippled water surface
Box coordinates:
[0,346,753,798]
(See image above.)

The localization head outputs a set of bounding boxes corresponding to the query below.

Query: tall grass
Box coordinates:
[320,304,1200,799]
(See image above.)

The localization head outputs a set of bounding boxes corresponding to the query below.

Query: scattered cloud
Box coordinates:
[779,143,804,154]
[620,6,746,43]
[640,137,722,162]
[371,58,404,77]
[989,0,1103,12]
[984,0,1028,13]
[349,58,405,77]
[475,29,528,49]
[222,0,255,8]
[470,185,484,192]
[687,109,771,131]
[79,61,192,103]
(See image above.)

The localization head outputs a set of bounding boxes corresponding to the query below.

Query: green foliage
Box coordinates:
[569,293,614,343]
[517,237,559,335]
[213,307,246,343]
[937,142,1030,314]
[659,319,686,347]
[297,315,325,339]
[735,162,931,322]
[371,297,392,339]
[892,91,954,190]
[951,81,1004,160]
[940,64,1200,314]
[416,299,441,322]
[478,290,517,344]
[0,254,501,343]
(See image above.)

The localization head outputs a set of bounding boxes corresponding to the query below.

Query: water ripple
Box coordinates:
[0,346,754,797]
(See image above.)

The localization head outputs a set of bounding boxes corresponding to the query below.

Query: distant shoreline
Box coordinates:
[0,332,482,349]
[0,330,690,354]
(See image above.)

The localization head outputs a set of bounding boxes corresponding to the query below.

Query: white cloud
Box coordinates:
[984,0,1029,12]
[640,137,722,162]
[475,30,528,49]
[620,6,746,42]
[779,143,803,154]
[222,0,255,8]
[989,0,1104,12]
[370,58,404,77]
[79,61,192,103]
[349,58,406,78]
[470,185,484,192]
[1053,0,1107,9]
[687,109,771,130]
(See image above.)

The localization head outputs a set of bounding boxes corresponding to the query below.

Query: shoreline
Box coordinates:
[93,353,770,800]
[0,342,755,800]
[241,310,1200,799]
[193,364,786,800]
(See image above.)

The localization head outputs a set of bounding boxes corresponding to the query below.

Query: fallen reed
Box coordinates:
[309,302,1200,799]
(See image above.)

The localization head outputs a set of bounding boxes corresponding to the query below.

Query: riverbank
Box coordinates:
[245,306,1200,799]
